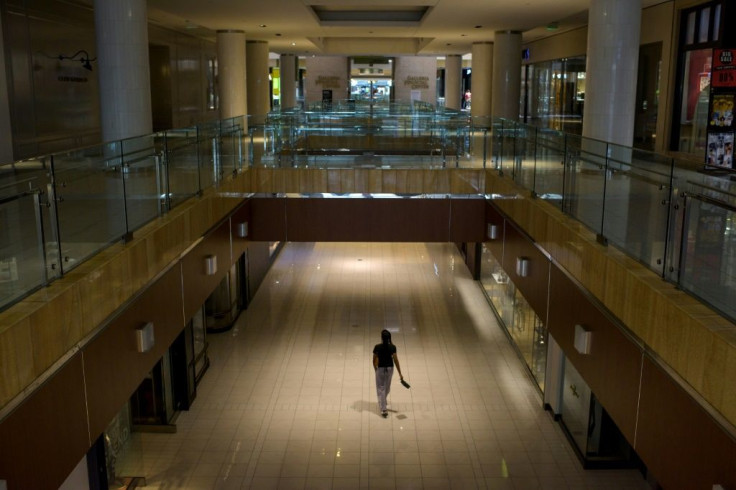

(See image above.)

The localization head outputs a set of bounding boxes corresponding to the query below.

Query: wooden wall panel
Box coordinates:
[485,202,505,263]
[501,221,549,319]
[83,266,184,439]
[245,241,274,302]
[547,265,641,442]
[181,220,232,321]
[450,198,486,242]
[249,197,287,241]
[231,200,251,259]
[368,199,449,242]
[0,354,89,490]
[636,356,736,490]
[286,199,373,241]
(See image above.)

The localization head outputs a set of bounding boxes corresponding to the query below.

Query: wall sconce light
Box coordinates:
[236,221,248,238]
[515,257,530,277]
[136,322,155,353]
[57,50,97,71]
[574,324,592,355]
[487,224,499,240]
[205,255,218,275]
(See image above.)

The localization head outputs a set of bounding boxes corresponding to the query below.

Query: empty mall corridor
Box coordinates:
[114,242,648,490]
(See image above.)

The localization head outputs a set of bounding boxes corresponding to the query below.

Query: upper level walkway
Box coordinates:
[1,106,735,457]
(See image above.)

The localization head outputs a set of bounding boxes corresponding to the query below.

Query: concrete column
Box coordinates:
[582,0,642,146]
[280,54,297,110]
[246,40,269,118]
[492,31,522,120]
[444,54,462,110]
[217,30,247,119]
[0,14,14,162]
[471,42,493,117]
[94,0,152,142]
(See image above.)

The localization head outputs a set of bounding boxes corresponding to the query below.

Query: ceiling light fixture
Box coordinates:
[259,24,267,28]
[291,42,296,46]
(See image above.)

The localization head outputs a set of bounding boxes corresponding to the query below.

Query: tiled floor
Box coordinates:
[116,242,649,489]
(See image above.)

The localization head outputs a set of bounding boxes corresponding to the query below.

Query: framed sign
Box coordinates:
[712,48,736,88]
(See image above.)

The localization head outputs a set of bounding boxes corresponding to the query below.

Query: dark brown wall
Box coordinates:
[181,219,232,321]
[245,241,274,302]
[231,200,251,259]
[501,220,549,319]
[547,265,641,443]
[636,356,736,490]
[83,265,184,439]
[0,354,89,489]
[250,197,287,241]
[485,202,505,263]
[450,199,486,242]
[250,196,485,243]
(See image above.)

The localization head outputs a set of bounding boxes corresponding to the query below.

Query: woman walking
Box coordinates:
[373,329,404,418]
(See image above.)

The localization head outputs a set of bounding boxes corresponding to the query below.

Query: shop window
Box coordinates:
[671,1,726,155]
[479,243,547,391]
[520,56,586,135]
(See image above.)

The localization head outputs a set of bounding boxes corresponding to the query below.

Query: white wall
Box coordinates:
[393,56,437,104]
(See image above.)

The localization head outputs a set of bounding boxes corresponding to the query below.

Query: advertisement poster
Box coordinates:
[706,132,734,168]
[713,49,736,88]
[710,94,734,127]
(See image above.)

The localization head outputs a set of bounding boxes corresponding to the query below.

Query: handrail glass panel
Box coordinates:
[51,142,127,273]
[120,134,166,232]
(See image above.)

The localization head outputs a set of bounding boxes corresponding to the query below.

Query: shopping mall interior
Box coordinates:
[1,1,736,489]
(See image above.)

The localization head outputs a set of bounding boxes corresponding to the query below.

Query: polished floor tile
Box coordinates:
[116,242,648,489]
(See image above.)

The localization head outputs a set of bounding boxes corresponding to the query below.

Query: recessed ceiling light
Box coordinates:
[259,24,267,28]
[291,42,296,46]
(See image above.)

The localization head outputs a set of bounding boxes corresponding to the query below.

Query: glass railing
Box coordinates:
[489,118,736,323]
[259,102,473,168]
[4,107,736,326]
[0,116,246,311]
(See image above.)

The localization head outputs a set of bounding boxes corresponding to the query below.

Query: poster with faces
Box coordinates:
[710,94,735,127]
[706,132,734,168]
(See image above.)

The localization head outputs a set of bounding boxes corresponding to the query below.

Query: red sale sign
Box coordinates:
[712,49,736,88]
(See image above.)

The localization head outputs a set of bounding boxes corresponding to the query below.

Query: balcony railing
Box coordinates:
[486,118,736,323]
[0,116,246,311]
[2,108,736,326]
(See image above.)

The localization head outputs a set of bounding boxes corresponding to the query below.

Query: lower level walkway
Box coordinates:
[117,242,649,489]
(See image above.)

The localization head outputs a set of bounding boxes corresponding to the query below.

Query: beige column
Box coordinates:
[279,54,297,110]
[94,0,152,142]
[471,42,493,117]
[583,0,642,146]
[246,40,270,118]
[444,54,462,110]
[0,13,13,162]
[217,30,247,119]
[492,31,522,120]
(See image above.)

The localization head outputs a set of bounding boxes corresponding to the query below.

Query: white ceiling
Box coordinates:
[145,0,667,56]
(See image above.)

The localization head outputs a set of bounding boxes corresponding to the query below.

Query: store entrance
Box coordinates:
[350,78,392,104]
[349,56,394,106]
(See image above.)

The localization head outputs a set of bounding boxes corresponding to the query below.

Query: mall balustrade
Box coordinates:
[1,108,735,325]
[488,118,736,323]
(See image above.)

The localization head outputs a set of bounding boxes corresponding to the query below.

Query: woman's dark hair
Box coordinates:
[381,329,392,345]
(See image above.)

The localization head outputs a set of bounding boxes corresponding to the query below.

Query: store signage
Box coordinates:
[315,75,341,88]
[712,48,736,88]
[404,76,429,89]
